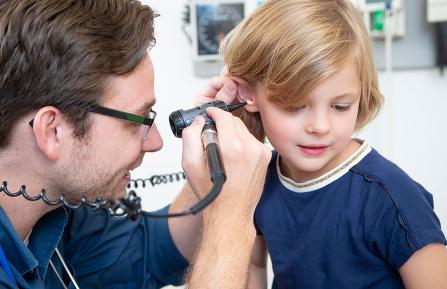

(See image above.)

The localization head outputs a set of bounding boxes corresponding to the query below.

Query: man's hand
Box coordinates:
[181,106,271,289]
[195,66,251,106]
[168,68,259,264]
[169,67,270,288]
[181,107,271,221]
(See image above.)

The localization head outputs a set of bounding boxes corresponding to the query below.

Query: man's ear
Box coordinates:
[31,107,65,161]
[233,80,259,113]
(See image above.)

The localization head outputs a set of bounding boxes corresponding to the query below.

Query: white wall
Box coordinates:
[134,1,447,287]
[132,1,208,211]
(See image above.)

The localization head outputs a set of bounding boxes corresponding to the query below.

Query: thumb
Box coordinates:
[181,115,206,171]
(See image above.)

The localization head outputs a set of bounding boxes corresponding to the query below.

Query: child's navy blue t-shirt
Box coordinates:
[255,143,446,289]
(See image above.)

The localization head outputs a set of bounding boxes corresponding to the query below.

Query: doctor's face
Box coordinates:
[56,56,163,201]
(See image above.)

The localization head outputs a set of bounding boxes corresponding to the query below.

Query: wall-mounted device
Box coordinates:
[349,0,405,38]
[188,0,245,77]
[183,0,266,77]
[427,0,447,23]
[427,0,447,72]
[191,0,245,60]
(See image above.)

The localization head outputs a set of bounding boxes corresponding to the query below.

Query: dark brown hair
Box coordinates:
[0,0,157,147]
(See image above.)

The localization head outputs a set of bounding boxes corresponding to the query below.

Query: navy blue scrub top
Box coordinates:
[0,205,188,288]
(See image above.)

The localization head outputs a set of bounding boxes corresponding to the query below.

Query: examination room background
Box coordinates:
[130,1,447,288]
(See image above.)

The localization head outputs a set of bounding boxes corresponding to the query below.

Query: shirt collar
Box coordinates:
[0,206,67,279]
[277,140,372,193]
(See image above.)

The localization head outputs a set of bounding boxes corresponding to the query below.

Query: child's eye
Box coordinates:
[332,104,351,111]
[284,105,306,112]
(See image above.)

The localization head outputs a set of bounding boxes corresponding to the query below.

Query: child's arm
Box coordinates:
[399,243,447,288]
[247,236,268,289]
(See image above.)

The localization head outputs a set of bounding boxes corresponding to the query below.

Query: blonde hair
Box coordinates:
[221,0,383,141]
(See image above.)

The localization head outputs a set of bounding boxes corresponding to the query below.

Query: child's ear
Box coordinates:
[234,81,259,113]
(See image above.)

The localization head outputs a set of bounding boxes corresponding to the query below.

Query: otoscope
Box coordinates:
[0,100,246,220]
[169,100,247,138]
[128,100,247,218]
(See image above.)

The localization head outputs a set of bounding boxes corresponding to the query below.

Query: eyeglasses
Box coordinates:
[29,104,157,140]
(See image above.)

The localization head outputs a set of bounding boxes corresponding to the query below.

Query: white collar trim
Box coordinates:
[277,140,371,193]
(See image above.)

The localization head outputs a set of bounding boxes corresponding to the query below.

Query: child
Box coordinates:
[220,0,447,288]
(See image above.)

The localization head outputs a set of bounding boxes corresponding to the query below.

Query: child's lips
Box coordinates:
[298,145,328,156]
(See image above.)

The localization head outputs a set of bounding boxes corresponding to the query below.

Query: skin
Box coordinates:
[251,55,362,183]
[168,66,274,289]
[0,57,162,240]
[56,57,163,201]
[182,109,271,288]
[0,54,272,288]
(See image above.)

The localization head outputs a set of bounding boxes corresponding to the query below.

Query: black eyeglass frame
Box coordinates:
[29,105,157,132]
[89,105,156,127]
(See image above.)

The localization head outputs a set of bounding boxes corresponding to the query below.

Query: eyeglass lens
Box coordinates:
[142,110,156,140]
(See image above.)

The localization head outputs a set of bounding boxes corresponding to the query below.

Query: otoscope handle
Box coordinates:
[201,122,226,182]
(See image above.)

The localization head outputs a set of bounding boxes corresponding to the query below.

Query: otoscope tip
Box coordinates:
[227,102,247,112]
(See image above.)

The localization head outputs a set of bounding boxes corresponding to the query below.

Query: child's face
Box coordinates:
[255,55,361,182]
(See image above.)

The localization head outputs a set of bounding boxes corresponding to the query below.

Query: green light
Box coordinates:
[372,10,385,31]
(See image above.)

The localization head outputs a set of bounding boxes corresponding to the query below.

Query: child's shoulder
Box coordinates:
[351,149,445,242]
[352,148,409,180]
[350,147,446,254]
[351,148,432,200]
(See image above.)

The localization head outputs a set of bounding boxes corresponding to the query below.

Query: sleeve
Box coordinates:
[61,205,188,289]
[0,270,18,289]
[0,244,18,288]
[363,180,446,269]
[145,206,190,285]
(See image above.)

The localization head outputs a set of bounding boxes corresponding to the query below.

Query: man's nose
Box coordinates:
[142,123,163,152]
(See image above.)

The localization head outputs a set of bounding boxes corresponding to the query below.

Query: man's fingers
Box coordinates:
[230,75,249,86]
[215,80,237,104]
[197,77,238,105]
[198,76,226,100]
[181,116,206,172]
[205,107,240,143]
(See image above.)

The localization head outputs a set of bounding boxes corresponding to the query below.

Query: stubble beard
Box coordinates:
[54,140,127,204]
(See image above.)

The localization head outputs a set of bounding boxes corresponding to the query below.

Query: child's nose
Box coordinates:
[305,110,330,135]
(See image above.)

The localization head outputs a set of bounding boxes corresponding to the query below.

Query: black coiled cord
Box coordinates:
[127,172,186,189]
[0,181,106,210]
[1,170,224,220]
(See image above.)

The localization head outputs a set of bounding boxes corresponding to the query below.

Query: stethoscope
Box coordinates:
[0,244,80,289]
[49,248,81,289]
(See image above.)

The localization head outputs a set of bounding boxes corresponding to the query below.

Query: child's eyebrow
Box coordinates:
[332,93,359,101]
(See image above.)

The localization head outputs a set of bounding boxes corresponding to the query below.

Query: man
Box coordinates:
[0,0,271,288]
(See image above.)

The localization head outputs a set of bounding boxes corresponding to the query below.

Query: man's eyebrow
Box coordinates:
[134,100,156,115]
